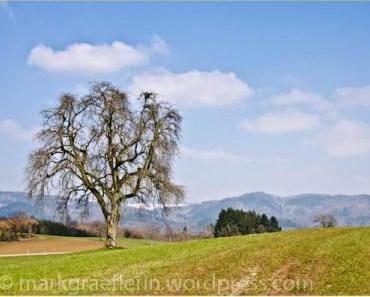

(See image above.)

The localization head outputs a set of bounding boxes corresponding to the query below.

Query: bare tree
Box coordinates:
[26,81,184,248]
[313,213,337,228]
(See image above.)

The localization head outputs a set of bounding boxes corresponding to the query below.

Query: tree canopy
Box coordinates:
[213,208,281,237]
[26,81,184,248]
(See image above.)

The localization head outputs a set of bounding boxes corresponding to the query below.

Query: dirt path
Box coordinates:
[231,266,260,295]
[0,236,103,255]
[0,251,70,257]
[267,258,301,295]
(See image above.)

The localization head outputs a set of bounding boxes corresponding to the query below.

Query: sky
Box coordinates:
[1,2,370,203]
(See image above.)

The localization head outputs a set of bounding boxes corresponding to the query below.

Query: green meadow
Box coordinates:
[1,227,369,295]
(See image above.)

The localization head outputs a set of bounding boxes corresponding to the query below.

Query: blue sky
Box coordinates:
[1,2,370,202]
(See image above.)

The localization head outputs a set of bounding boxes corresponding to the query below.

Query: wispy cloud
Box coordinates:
[270,86,370,109]
[1,1,15,22]
[318,120,370,158]
[270,88,331,111]
[149,35,169,55]
[240,111,321,134]
[180,146,251,162]
[0,119,38,142]
[335,86,370,106]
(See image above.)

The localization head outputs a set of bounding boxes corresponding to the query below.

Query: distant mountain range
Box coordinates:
[1,191,370,231]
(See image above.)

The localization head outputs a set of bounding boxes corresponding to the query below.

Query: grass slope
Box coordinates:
[0,227,369,295]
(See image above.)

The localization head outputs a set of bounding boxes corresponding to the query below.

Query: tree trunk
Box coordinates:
[105,219,117,248]
[105,205,120,248]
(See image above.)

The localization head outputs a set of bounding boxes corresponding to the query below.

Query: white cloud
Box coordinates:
[129,69,253,107]
[0,119,38,142]
[336,86,370,106]
[180,146,250,162]
[319,120,370,158]
[240,111,321,134]
[270,88,331,110]
[149,35,169,54]
[27,40,161,74]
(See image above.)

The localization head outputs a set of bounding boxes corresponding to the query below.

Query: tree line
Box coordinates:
[36,219,93,237]
[0,215,39,241]
[0,214,94,242]
[213,208,281,237]
[0,214,211,243]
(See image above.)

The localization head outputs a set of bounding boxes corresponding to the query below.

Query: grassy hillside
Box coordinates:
[0,227,369,295]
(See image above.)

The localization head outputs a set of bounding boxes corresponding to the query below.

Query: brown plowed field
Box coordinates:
[0,235,102,256]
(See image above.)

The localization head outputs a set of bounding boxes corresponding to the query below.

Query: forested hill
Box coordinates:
[1,191,370,230]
